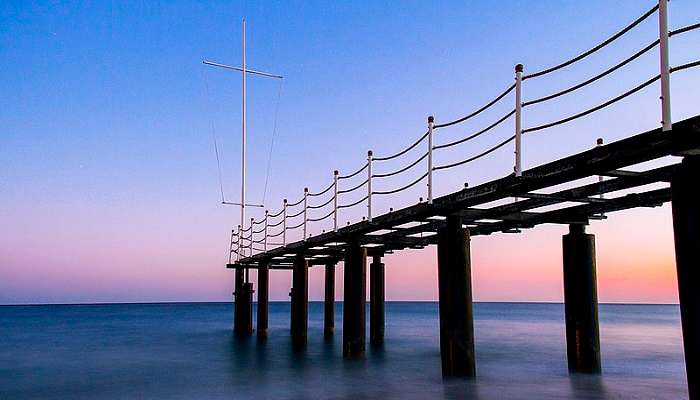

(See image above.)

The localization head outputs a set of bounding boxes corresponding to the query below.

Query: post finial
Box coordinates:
[368,150,373,157]
[334,170,339,175]
[283,198,288,204]
[428,115,434,124]
[515,64,524,73]
[304,187,308,193]
[596,138,603,145]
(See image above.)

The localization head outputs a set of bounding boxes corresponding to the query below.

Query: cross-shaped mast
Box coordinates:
[204,19,283,259]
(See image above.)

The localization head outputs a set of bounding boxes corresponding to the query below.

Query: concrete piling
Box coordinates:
[562,224,601,374]
[370,254,385,346]
[436,215,476,377]
[343,241,367,358]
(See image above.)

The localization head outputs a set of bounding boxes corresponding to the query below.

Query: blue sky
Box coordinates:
[1,1,699,304]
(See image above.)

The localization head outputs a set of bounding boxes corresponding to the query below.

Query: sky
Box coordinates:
[1,0,699,305]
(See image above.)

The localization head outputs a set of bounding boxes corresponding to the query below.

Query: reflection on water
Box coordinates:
[0,302,687,399]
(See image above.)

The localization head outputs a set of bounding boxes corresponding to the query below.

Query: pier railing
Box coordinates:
[230,0,699,262]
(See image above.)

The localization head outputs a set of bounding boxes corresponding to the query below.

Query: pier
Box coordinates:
[225,2,700,398]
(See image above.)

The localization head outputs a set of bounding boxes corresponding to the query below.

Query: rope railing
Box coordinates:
[308,209,335,222]
[523,40,660,107]
[433,109,515,150]
[372,171,428,196]
[338,194,369,209]
[523,3,659,80]
[373,130,429,161]
[372,152,428,178]
[338,178,368,194]
[338,162,368,180]
[433,135,515,171]
[522,74,661,134]
[433,83,516,129]
[308,194,335,210]
[229,1,699,261]
[308,181,334,197]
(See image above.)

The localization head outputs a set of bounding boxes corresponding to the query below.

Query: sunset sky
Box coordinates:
[2,0,699,304]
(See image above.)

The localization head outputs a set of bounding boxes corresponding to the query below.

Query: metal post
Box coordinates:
[367,151,373,222]
[333,170,339,232]
[249,217,254,257]
[283,199,288,246]
[236,224,242,261]
[303,188,309,240]
[514,64,524,177]
[264,210,269,252]
[241,19,247,240]
[229,229,235,263]
[428,116,434,203]
[658,0,672,131]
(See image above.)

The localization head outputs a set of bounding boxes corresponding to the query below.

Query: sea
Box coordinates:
[0,302,688,399]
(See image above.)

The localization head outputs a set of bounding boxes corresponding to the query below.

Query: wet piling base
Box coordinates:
[343,242,367,358]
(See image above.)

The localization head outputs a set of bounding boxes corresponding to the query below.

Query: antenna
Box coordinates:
[203,19,284,260]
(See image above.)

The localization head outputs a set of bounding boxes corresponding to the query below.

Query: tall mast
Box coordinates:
[241,19,247,241]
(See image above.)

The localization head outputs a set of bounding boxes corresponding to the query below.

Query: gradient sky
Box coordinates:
[2,1,699,304]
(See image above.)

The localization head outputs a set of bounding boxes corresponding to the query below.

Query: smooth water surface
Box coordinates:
[0,302,687,399]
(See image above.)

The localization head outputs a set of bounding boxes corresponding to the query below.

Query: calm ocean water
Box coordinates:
[0,302,687,399]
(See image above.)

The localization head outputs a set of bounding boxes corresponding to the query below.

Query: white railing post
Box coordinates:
[282,199,288,246]
[236,224,241,261]
[303,187,309,239]
[427,116,434,203]
[249,217,254,256]
[264,210,268,252]
[367,150,373,222]
[658,0,672,131]
[514,64,523,177]
[229,229,235,263]
[333,170,339,231]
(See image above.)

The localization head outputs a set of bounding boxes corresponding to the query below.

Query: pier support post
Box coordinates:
[234,267,254,336]
[436,215,476,377]
[257,261,269,339]
[324,262,336,338]
[343,241,367,357]
[370,254,385,346]
[562,224,601,374]
[290,254,308,350]
[671,156,700,400]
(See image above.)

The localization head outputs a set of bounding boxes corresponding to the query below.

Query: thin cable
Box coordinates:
[670,22,700,37]
[338,178,368,194]
[433,135,515,171]
[433,109,515,150]
[338,162,369,180]
[287,208,304,219]
[308,209,334,222]
[268,208,284,218]
[267,229,285,238]
[523,39,659,107]
[262,79,284,204]
[434,83,516,129]
[308,194,335,210]
[308,181,334,197]
[338,194,369,209]
[202,67,227,203]
[522,74,660,134]
[287,196,304,207]
[523,3,659,80]
[372,171,428,195]
[372,152,428,178]
[373,130,429,161]
[268,218,285,228]
[671,60,700,73]
[286,221,304,230]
